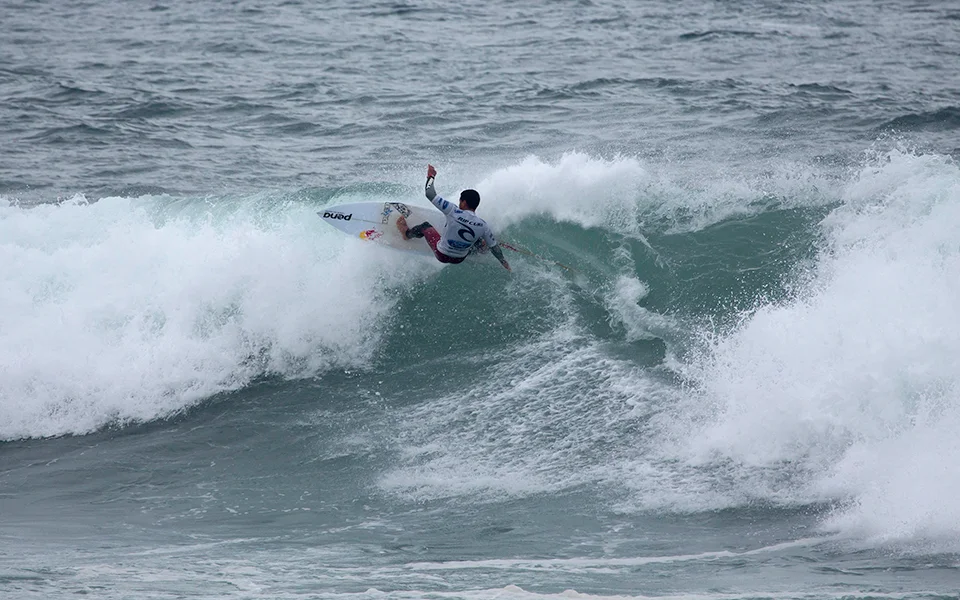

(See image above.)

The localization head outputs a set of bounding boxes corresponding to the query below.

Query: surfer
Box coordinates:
[397,164,511,271]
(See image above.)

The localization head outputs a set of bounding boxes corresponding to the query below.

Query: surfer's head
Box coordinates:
[459,189,481,211]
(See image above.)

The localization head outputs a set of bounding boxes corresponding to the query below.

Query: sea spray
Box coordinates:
[668,150,960,548]
[0,193,419,439]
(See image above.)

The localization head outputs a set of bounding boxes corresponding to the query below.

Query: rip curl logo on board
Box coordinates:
[323,211,352,221]
[381,203,411,223]
[387,202,411,217]
[359,229,382,241]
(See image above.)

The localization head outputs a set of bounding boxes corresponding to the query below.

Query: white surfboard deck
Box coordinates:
[317,201,489,259]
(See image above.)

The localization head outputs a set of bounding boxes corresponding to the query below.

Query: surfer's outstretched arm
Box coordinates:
[482,229,510,271]
[490,244,511,271]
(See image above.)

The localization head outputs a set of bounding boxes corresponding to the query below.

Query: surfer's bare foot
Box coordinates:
[396,215,410,239]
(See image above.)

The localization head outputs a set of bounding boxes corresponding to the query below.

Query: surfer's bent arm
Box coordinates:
[429,193,455,215]
[425,174,438,201]
[426,182,455,215]
[425,164,455,215]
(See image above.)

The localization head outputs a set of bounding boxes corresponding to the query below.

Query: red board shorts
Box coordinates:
[422,227,466,264]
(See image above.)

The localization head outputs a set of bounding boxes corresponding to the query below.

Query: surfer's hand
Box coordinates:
[427,164,437,179]
[502,260,511,272]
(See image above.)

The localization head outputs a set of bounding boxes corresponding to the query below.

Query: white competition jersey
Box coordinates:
[430,194,499,258]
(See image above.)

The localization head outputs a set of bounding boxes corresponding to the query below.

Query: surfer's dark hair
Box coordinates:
[460,189,480,210]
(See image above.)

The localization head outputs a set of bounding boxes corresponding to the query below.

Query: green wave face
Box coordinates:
[5,148,960,553]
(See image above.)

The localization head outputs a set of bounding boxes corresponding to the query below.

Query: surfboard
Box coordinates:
[317,201,488,259]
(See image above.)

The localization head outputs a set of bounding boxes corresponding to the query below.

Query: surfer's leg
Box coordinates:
[396,216,409,238]
[397,221,450,263]
[397,216,434,240]
[422,227,462,263]
[405,222,433,239]
[416,227,463,264]
[421,226,440,250]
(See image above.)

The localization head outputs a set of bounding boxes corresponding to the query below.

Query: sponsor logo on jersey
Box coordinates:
[323,211,352,221]
[456,217,484,227]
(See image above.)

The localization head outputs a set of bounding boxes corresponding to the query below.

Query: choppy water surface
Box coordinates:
[3,1,960,598]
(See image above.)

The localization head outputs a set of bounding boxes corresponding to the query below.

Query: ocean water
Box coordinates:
[3,0,960,598]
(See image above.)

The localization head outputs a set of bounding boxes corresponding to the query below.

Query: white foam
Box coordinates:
[405,537,827,572]
[378,321,673,502]
[0,193,426,439]
[604,275,679,342]
[467,151,836,235]
[666,150,960,549]
[309,584,928,600]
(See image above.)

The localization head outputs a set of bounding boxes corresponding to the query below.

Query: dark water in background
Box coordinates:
[3,1,960,598]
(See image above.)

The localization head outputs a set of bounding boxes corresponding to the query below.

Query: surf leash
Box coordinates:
[500,241,580,274]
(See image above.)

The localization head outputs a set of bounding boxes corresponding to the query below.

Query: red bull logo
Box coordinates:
[359,229,382,241]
